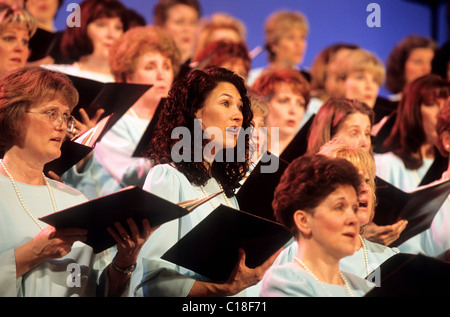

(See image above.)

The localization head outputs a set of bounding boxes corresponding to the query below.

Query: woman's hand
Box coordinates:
[68,108,105,139]
[361,219,408,246]
[15,226,88,278]
[106,218,158,296]
[223,248,282,295]
[107,218,158,269]
[189,248,282,297]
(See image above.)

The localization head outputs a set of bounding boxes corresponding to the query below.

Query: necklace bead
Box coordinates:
[200,182,232,209]
[359,235,371,276]
[294,256,355,297]
[0,159,58,230]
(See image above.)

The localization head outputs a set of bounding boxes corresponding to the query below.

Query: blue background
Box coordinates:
[54,0,449,97]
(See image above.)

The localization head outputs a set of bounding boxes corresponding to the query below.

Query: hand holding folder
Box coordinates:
[39,186,222,253]
[67,74,152,142]
[44,115,113,177]
[374,177,450,246]
[161,204,292,281]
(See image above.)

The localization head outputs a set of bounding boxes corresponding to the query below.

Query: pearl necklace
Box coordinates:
[294,256,355,297]
[0,159,57,230]
[200,182,232,209]
[359,235,371,276]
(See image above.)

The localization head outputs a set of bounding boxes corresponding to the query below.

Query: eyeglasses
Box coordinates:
[26,109,76,133]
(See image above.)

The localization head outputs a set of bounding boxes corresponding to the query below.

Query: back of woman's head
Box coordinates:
[307,98,374,155]
[273,154,361,234]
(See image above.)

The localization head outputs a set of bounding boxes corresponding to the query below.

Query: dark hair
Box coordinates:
[386,35,438,94]
[153,0,201,26]
[383,74,450,169]
[146,66,253,197]
[432,42,450,81]
[272,154,361,235]
[436,102,450,157]
[60,0,129,61]
[0,67,78,152]
[307,98,374,155]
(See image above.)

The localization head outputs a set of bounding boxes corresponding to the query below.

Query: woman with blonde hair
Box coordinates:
[0,3,37,76]
[247,10,310,85]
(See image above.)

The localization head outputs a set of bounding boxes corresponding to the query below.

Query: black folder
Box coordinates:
[67,75,151,141]
[371,111,396,154]
[161,204,292,281]
[39,186,191,253]
[44,115,113,176]
[132,98,166,158]
[44,141,93,177]
[374,177,450,246]
[28,28,71,63]
[279,114,314,163]
[236,151,290,222]
[365,253,450,296]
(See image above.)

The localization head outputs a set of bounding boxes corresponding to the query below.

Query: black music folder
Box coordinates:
[161,204,292,281]
[44,115,113,176]
[39,186,192,253]
[279,114,314,163]
[374,177,450,246]
[236,151,289,222]
[132,98,166,158]
[365,253,450,297]
[67,75,151,140]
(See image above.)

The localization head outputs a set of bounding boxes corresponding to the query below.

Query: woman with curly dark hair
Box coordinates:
[132,66,279,297]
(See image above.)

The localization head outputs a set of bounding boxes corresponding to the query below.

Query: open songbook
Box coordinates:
[374,177,450,246]
[236,151,290,222]
[66,74,151,140]
[161,204,292,282]
[44,115,113,177]
[39,186,222,253]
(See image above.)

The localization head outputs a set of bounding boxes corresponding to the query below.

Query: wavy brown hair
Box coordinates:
[145,66,253,197]
[383,74,450,169]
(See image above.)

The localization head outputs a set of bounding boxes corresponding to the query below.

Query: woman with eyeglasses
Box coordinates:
[0,66,156,297]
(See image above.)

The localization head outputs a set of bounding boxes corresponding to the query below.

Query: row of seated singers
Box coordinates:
[0,1,450,296]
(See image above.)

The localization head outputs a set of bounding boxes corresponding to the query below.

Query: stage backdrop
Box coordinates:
[54,0,448,97]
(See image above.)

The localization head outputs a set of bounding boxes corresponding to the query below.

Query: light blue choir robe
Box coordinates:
[260,262,374,297]
[63,112,153,199]
[0,174,111,297]
[374,151,449,259]
[131,163,256,297]
[272,239,399,279]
